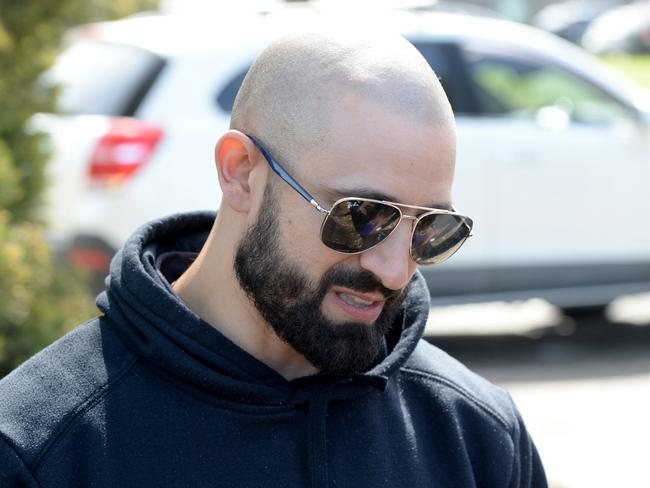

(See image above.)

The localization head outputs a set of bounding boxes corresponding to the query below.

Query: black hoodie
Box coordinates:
[0,211,547,487]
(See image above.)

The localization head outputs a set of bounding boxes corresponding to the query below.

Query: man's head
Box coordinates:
[213,29,457,375]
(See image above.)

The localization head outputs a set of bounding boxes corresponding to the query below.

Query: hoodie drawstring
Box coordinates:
[307,383,335,488]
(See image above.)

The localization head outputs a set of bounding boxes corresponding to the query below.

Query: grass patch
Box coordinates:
[600,55,650,89]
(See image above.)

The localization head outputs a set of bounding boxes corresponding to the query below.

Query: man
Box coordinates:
[0,29,547,487]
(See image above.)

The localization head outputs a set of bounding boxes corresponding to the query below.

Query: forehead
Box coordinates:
[292,94,456,209]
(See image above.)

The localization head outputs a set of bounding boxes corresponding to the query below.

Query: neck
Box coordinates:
[172,223,318,381]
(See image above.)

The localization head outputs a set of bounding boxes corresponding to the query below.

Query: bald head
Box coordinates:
[230,29,454,166]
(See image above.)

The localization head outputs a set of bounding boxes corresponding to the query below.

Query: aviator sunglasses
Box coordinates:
[246,134,474,265]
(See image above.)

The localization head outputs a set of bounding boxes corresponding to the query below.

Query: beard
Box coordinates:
[234,184,411,376]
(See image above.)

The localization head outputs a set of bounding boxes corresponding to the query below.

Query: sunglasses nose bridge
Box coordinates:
[399,213,419,236]
[400,214,418,223]
[388,208,416,241]
[381,212,420,265]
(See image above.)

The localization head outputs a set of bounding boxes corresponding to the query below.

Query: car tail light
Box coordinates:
[67,247,111,273]
[89,117,163,185]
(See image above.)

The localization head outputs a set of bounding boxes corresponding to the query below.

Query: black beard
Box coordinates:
[234,185,410,376]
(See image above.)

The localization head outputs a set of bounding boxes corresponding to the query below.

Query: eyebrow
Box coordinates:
[319,185,453,211]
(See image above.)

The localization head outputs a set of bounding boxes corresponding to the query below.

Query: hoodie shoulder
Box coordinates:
[399,340,547,487]
[400,339,517,432]
[0,317,138,471]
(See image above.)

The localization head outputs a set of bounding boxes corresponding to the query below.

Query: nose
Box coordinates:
[358,220,418,291]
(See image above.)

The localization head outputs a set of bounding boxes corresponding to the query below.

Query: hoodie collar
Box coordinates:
[97,211,431,406]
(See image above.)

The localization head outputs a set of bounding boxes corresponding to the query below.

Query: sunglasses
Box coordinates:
[246,134,474,265]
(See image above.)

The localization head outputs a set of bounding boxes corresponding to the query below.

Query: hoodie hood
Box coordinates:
[97,211,432,406]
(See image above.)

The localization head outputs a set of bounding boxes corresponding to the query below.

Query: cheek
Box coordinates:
[277,204,319,259]
[277,189,323,250]
[277,205,352,279]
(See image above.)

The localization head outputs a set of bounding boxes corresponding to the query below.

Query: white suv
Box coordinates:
[40,6,650,307]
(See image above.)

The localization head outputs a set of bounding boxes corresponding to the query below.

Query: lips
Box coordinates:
[330,287,385,323]
[338,292,376,307]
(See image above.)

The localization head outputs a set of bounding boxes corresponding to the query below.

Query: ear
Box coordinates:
[215,130,261,213]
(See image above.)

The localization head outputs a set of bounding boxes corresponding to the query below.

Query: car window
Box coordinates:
[217,69,248,113]
[46,40,166,116]
[412,41,475,114]
[460,45,631,126]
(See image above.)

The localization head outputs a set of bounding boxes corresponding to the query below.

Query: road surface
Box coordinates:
[427,305,650,488]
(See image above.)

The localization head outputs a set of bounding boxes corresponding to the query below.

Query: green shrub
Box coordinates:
[0,0,158,378]
[600,55,650,90]
[0,211,97,375]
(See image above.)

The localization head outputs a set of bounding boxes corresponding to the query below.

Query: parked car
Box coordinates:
[533,0,618,45]
[581,0,650,54]
[38,5,650,308]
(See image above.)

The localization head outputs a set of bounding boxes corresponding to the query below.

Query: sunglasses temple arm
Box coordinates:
[247,134,330,215]
[267,154,330,214]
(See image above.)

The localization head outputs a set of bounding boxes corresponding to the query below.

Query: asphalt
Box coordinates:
[426,309,650,488]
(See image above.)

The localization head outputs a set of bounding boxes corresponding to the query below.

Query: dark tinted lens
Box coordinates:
[321,200,401,253]
[411,214,473,264]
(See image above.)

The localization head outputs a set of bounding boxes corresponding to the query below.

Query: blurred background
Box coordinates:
[1,1,649,486]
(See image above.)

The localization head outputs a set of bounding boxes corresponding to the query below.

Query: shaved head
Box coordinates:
[230,29,454,166]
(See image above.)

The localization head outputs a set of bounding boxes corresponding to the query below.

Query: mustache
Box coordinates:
[318,266,404,301]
